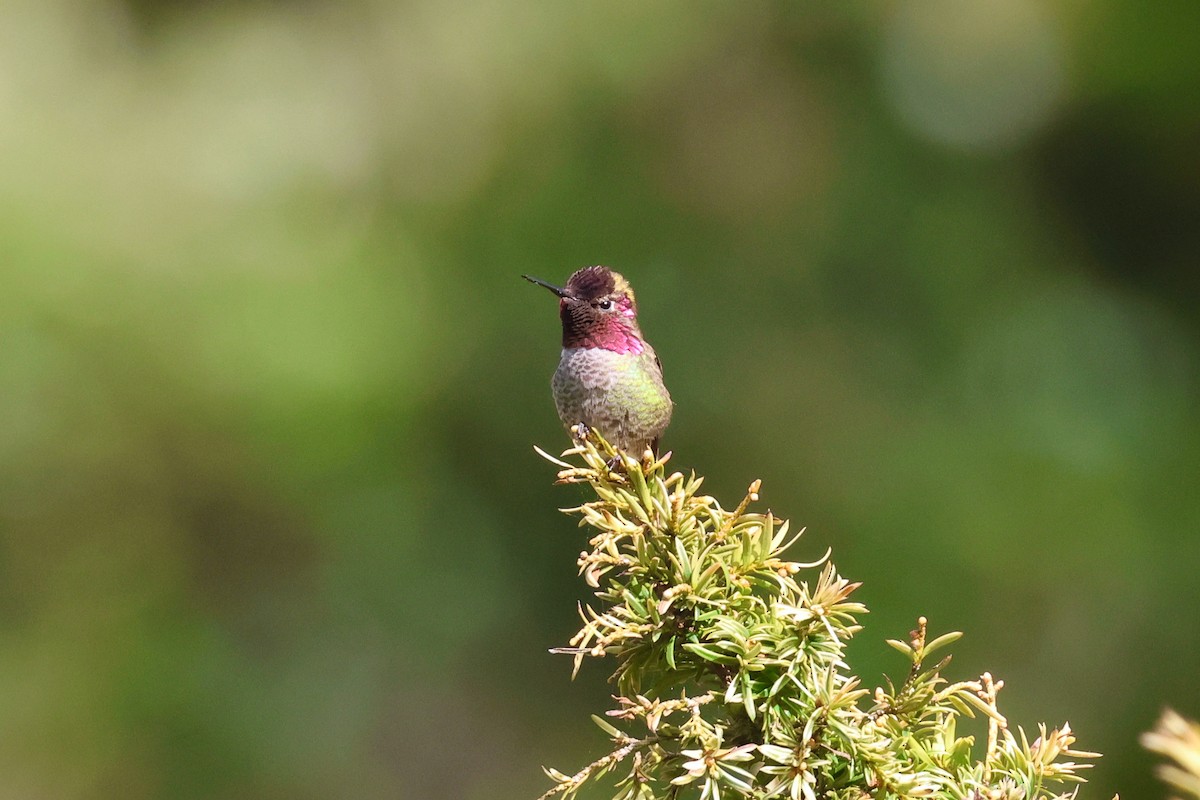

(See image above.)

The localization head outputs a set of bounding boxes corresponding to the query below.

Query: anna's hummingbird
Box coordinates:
[523,266,673,455]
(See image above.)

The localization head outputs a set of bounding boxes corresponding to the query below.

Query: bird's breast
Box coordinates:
[554,347,643,390]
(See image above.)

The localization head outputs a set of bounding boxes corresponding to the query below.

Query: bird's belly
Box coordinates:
[551,348,671,448]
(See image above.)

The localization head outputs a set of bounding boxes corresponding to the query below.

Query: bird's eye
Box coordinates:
[598,299,613,311]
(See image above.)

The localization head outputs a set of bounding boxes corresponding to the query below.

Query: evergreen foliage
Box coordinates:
[535,429,1100,800]
[1144,710,1200,800]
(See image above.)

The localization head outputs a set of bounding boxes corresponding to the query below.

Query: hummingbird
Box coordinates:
[523,266,673,455]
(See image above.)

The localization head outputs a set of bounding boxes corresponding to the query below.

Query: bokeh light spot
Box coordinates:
[881,0,1066,151]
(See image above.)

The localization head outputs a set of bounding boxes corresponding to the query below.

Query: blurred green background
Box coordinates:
[1,1,1197,798]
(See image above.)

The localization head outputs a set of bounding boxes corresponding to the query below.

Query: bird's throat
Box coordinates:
[561,316,645,355]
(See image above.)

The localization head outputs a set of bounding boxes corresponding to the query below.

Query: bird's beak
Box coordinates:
[522,274,570,298]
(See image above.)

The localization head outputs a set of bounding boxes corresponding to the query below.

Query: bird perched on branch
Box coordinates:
[523,266,673,456]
